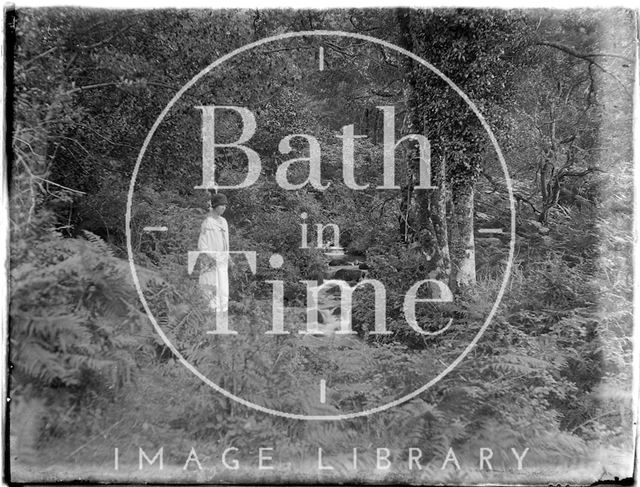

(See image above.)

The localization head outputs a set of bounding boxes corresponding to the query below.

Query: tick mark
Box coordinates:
[269,253,284,269]
[143,226,168,232]
[478,228,503,234]
[320,379,326,403]
[318,46,324,71]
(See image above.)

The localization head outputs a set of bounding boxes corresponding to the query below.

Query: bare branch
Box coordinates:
[66,82,120,95]
[13,136,39,156]
[482,170,541,214]
[262,46,315,55]
[59,136,91,156]
[23,22,135,69]
[77,22,135,50]
[33,176,86,195]
[563,167,606,178]
[73,122,139,150]
[349,15,379,32]
[536,40,633,63]
[377,45,400,69]
[536,41,631,97]
[323,40,357,60]
[22,46,58,69]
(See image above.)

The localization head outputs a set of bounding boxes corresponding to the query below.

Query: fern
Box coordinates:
[82,230,114,257]
[10,231,152,399]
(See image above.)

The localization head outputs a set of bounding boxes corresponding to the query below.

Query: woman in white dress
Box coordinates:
[198,193,229,312]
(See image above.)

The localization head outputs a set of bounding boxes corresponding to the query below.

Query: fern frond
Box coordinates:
[82,230,114,257]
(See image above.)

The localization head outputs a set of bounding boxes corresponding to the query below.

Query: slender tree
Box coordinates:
[397,8,528,287]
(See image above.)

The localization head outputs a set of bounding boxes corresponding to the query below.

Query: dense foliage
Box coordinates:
[7,7,634,482]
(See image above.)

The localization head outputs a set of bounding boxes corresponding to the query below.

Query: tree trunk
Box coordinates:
[397,7,451,283]
[414,153,450,282]
[426,155,451,281]
[451,184,476,287]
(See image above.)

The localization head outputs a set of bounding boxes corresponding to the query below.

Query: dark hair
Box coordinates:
[210,193,228,208]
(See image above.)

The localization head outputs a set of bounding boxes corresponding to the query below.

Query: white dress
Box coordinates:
[197,215,229,312]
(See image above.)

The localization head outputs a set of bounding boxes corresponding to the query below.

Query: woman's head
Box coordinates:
[209,193,228,215]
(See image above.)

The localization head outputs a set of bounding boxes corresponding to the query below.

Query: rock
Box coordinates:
[358,262,370,270]
[317,309,328,324]
[346,253,366,262]
[329,257,350,266]
[323,245,345,258]
[333,268,366,281]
